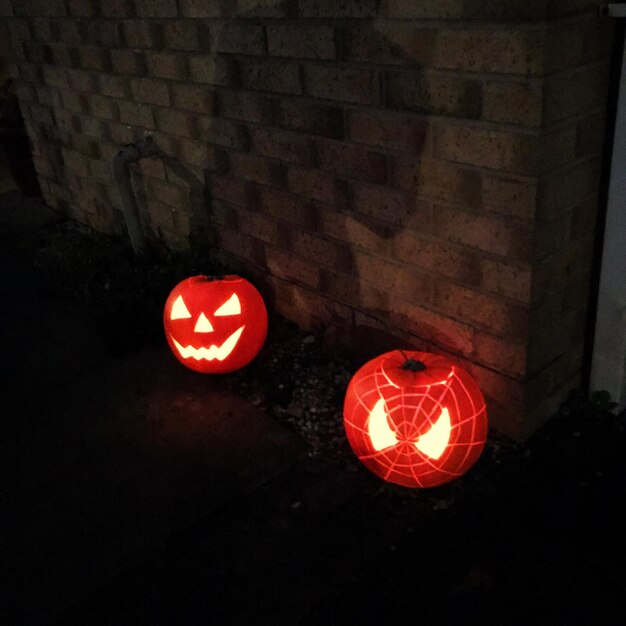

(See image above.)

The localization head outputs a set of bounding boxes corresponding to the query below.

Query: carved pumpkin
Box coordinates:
[343,350,487,488]
[163,275,267,373]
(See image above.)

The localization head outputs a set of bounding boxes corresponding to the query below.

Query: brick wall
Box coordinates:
[3,0,615,440]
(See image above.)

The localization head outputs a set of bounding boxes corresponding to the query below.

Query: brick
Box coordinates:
[8,20,32,41]
[351,182,415,228]
[544,63,609,124]
[135,0,177,17]
[228,152,283,186]
[385,71,482,119]
[34,84,53,105]
[235,0,290,18]
[23,41,47,64]
[50,44,76,66]
[111,49,145,75]
[131,77,169,106]
[118,100,155,128]
[62,148,90,177]
[56,20,82,44]
[208,173,253,207]
[275,98,343,139]
[480,259,532,303]
[218,90,273,124]
[179,0,222,17]
[179,140,226,171]
[481,173,537,220]
[349,25,545,75]
[347,108,429,154]
[88,157,111,181]
[317,208,391,254]
[240,59,302,95]
[171,83,217,114]
[268,25,335,60]
[78,46,110,71]
[86,20,123,47]
[29,18,54,41]
[380,0,550,20]
[100,0,133,17]
[575,110,606,159]
[238,209,287,246]
[352,252,433,304]
[290,230,343,267]
[313,138,387,184]
[483,80,542,128]
[537,158,600,219]
[251,127,310,165]
[434,281,529,339]
[15,82,36,102]
[392,231,481,284]
[211,23,265,56]
[543,18,611,75]
[146,52,187,80]
[66,69,95,92]
[391,157,481,208]
[67,0,98,16]
[388,298,475,355]
[258,187,317,229]
[197,116,249,150]
[188,56,238,87]
[304,64,379,105]
[287,166,348,207]
[435,124,538,176]
[473,331,526,377]
[216,226,265,266]
[211,199,238,229]
[154,108,195,137]
[540,125,577,174]
[266,246,320,288]
[76,114,107,140]
[99,74,129,98]
[122,20,161,48]
[162,21,200,51]
[433,205,532,260]
[298,0,378,17]
[533,214,571,261]
[60,89,84,113]
[146,177,189,208]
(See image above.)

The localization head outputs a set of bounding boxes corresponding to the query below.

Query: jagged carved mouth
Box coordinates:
[171,326,245,361]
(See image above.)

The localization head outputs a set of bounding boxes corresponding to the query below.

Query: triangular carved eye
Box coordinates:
[368,399,398,451]
[170,295,192,320]
[214,293,241,316]
[415,408,451,460]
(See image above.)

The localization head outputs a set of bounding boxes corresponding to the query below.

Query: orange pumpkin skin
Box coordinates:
[343,350,488,488]
[163,275,267,374]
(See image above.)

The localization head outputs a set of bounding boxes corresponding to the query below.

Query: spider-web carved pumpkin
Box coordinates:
[343,350,487,488]
[163,275,267,373]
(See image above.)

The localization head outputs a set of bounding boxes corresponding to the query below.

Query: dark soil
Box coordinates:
[10,218,626,625]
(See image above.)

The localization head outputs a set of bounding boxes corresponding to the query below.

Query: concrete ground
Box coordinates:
[5,184,626,626]
[1,190,313,623]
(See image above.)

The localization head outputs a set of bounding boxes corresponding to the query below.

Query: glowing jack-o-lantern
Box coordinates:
[343,350,487,488]
[163,275,268,373]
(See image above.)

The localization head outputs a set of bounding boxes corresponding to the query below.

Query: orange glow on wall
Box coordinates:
[163,275,267,373]
[343,350,488,488]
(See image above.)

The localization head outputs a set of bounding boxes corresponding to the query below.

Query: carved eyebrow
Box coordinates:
[170,295,192,320]
[214,293,241,316]
[368,398,399,451]
[414,408,451,460]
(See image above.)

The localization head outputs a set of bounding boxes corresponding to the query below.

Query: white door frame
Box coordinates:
[591,4,626,411]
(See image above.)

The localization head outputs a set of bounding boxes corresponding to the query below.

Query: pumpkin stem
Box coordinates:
[402,357,426,372]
